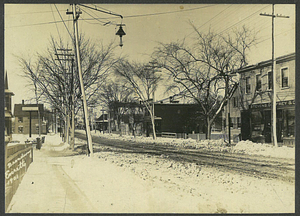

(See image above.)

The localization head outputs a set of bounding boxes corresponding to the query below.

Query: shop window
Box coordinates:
[18,117,23,123]
[256,74,261,91]
[268,71,273,89]
[246,77,251,94]
[18,126,23,133]
[284,110,295,137]
[281,67,289,88]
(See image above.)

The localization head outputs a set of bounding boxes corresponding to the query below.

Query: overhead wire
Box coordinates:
[122,4,217,19]
[255,26,295,45]
[185,4,233,38]
[54,4,73,40]
[217,5,270,35]
[50,4,61,39]
[6,20,73,28]
[80,7,114,26]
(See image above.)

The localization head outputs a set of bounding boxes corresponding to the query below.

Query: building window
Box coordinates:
[233,97,239,108]
[268,71,273,89]
[246,77,251,94]
[256,74,261,91]
[18,117,23,123]
[237,117,241,128]
[18,126,23,133]
[284,109,295,137]
[5,95,10,111]
[281,67,289,88]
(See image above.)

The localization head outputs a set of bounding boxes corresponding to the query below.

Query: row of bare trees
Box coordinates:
[20,25,256,144]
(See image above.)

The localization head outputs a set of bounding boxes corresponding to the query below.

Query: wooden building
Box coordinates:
[5,71,14,143]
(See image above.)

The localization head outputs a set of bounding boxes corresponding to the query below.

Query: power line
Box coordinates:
[80,7,113,26]
[123,5,217,19]
[255,27,295,45]
[54,4,73,39]
[50,4,61,39]
[5,9,66,16]
[217,5,270,35]
[78,4,123,19]
[6,19,73,28]
[185,4,232,38]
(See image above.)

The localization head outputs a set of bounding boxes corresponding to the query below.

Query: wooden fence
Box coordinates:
[5,144,33,212]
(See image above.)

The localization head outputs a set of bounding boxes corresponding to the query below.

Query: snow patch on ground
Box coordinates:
[7,133,294,213]
[79,130,294,159]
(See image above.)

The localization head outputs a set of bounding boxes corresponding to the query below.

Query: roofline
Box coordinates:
[237,52,295,74]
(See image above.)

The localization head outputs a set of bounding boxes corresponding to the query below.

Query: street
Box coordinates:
[7,133,295,213]
[75,131,295,183]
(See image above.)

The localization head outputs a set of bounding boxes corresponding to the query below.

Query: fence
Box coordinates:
[5,144,33,212]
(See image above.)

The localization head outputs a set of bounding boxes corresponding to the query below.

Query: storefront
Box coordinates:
[249,100,295,144]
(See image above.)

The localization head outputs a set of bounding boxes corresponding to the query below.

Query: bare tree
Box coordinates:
[114,60,161,139]
[97,79,136,133]
[19,35,118,149]
[153,25,256,139]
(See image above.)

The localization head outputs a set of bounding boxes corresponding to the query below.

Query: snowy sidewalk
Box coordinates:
[7,140,206,213]
[7,134,295,213]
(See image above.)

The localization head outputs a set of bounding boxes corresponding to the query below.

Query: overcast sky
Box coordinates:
[5,4,295,109]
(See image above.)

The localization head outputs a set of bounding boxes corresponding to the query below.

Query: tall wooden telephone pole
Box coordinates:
[260,4,289,147]
[67,4,93,156]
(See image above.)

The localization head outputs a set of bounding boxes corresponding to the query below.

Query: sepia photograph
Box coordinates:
[4,3,295,213]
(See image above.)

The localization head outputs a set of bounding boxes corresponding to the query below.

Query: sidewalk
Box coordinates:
[6,133,295,213]
[6,137,203,213]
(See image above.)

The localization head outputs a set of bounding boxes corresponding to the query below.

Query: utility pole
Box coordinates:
[68,4,93,156]
[55,48,73,144]
[70,58,75,149]
[260,4,289,147]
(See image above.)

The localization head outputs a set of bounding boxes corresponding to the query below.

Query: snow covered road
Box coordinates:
[7,133,295,213]
[75,131,295,183]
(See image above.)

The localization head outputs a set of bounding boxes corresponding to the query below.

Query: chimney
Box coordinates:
[22,99,24,105]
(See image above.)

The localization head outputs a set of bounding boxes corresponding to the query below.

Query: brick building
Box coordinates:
[14,101,47,135]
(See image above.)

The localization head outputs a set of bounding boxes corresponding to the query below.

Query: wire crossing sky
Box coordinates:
[5,4,295,108]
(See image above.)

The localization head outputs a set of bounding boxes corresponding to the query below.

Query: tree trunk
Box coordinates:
[206,117,212,140]
[150,112,156,140]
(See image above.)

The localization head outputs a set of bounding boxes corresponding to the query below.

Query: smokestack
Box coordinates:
[22,100,24,105]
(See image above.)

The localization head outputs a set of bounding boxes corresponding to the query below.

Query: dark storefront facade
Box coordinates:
[236,53,295,145]
[247,100,295,143]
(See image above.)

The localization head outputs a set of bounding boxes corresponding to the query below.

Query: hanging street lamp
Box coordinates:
[116,24,126,47]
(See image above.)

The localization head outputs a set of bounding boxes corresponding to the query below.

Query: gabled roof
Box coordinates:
[96,114,108,121]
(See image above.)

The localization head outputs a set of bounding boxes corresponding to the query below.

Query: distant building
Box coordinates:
[224,53,295,145]
[14,101,47,135]
[5,71,14,143]
[144,103,222,137]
